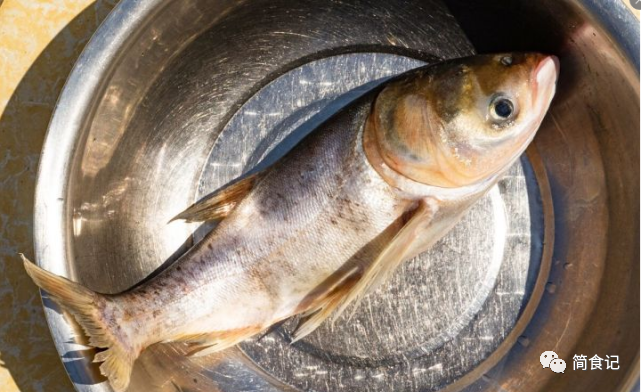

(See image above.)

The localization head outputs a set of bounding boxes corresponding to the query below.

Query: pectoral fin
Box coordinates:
[291,265,361,342]
[169,172,265,223]
[292,200,434,342]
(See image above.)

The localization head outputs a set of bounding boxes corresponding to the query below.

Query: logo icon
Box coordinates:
[550,358,567,373]
[630,0,641,11]
[540,351,559,368]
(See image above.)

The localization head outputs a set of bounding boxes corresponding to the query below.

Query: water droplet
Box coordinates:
[546,283,557,294]
[518,336,530,347]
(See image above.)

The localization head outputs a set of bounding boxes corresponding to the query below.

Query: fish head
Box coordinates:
[369,53,559,188]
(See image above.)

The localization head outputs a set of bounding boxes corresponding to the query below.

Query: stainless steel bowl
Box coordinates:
[34,0,639,391]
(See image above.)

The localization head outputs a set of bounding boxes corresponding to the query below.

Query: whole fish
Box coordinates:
[23,52,558,392]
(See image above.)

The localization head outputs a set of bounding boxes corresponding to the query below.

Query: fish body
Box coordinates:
[120,102,409,342]
[23,53,559,391]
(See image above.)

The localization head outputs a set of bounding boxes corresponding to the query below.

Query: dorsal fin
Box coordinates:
[169,172,265,223]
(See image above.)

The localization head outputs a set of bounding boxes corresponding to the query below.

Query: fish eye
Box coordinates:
[494,99,513,118]
[489,96,517,124]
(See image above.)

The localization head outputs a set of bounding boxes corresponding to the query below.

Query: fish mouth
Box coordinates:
[532,55,560,110]
[498,54,559,181]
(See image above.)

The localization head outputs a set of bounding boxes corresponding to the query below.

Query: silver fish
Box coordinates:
[23,52,559,392]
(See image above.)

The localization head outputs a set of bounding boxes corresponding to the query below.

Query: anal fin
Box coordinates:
[170,172,265,223]
[172,326,261,357]
[292,200,434,342]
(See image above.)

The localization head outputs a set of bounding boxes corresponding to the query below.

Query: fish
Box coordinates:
[22,52,559,392]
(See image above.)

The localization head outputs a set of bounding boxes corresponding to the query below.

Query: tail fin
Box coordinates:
[21,254,136,392]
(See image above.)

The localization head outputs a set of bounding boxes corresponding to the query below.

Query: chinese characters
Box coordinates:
[573,354,619,371]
